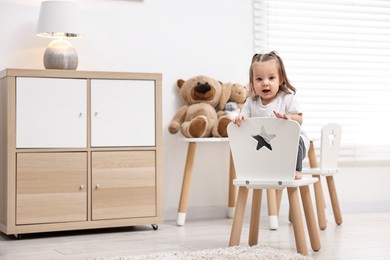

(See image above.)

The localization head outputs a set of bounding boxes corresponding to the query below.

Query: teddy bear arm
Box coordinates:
[168,105,189,134]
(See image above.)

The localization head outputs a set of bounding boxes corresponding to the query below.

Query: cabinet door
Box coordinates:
[92,151,156,220]
[16,77,87,148]
[16,152,87,225]
[91,79,155,147]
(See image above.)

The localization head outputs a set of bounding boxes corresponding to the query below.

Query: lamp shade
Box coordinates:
[37,1,82,38]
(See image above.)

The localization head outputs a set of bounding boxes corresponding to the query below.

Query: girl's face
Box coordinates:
[252,60,281,105]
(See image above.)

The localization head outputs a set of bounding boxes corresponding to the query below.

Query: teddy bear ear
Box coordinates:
[219,83,232,110]
[177,79,185,89]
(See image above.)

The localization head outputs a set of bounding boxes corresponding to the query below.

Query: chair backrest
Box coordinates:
[227,117,300,181]
[320,123,342,169]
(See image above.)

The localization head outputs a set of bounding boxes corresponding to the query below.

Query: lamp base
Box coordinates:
[43,39,78,70]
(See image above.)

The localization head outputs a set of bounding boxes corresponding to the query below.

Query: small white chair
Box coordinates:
[227,117,320,256]
[302,123,342,230]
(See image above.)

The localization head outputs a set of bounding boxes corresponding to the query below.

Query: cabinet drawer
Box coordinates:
[92,151,156,220]
[91,79,156,147]
[16,152,87,225]
[16,77,87,148]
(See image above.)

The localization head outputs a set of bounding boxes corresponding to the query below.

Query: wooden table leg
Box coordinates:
[228,151,237,218]
[177,142,197,226]
[308,141,327,230]
[267,189,278,230]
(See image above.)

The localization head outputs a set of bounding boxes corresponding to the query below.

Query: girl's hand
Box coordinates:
[233,115,246,127]
[273,111,289,120]
[273,111,303,125]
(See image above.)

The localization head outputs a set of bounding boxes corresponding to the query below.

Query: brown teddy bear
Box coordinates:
[168,75,230,138]
[215,82,248,137]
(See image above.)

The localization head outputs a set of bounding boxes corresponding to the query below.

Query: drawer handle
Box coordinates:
[79,185,84,190]
[96,184,100,189]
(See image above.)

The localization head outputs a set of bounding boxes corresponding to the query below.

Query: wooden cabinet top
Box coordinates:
[0,68,162,81]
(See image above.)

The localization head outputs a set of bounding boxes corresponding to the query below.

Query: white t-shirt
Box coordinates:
[240,92,309,150]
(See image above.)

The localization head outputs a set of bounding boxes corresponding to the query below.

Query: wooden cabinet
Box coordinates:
[0,69,163,235]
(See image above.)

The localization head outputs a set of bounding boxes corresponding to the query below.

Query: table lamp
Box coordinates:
[37,1,83,70]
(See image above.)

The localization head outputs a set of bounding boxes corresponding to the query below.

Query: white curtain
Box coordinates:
[253,0,390,162]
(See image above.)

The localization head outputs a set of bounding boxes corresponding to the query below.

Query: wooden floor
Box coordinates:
[0,212,389,260]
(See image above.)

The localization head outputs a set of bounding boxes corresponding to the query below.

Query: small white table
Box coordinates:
[176,138,237,226]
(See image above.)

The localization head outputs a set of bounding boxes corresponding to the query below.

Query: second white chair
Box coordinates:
[302,123,342,230]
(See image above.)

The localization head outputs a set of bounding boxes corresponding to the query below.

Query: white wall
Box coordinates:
[1,0,389,223]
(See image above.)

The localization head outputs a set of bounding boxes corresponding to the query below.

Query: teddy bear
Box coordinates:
[215,82,248,137]
[168,75,231,138]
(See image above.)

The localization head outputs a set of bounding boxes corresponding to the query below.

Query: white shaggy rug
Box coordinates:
[94,245,315,260]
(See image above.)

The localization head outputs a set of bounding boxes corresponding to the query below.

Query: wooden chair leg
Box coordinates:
[177,142,196,226]
[313,175,327,230]
[287,187,309,256]
[300,185,321,252]
[276,189,283,215]
[308,140,327,230]
[308,141,318,168]
[326,176,343,225]
[228,151,237,218]
[267,189,278,230]
[229,186,249,246]
[288,207,293,223]
[249,189,262,246]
